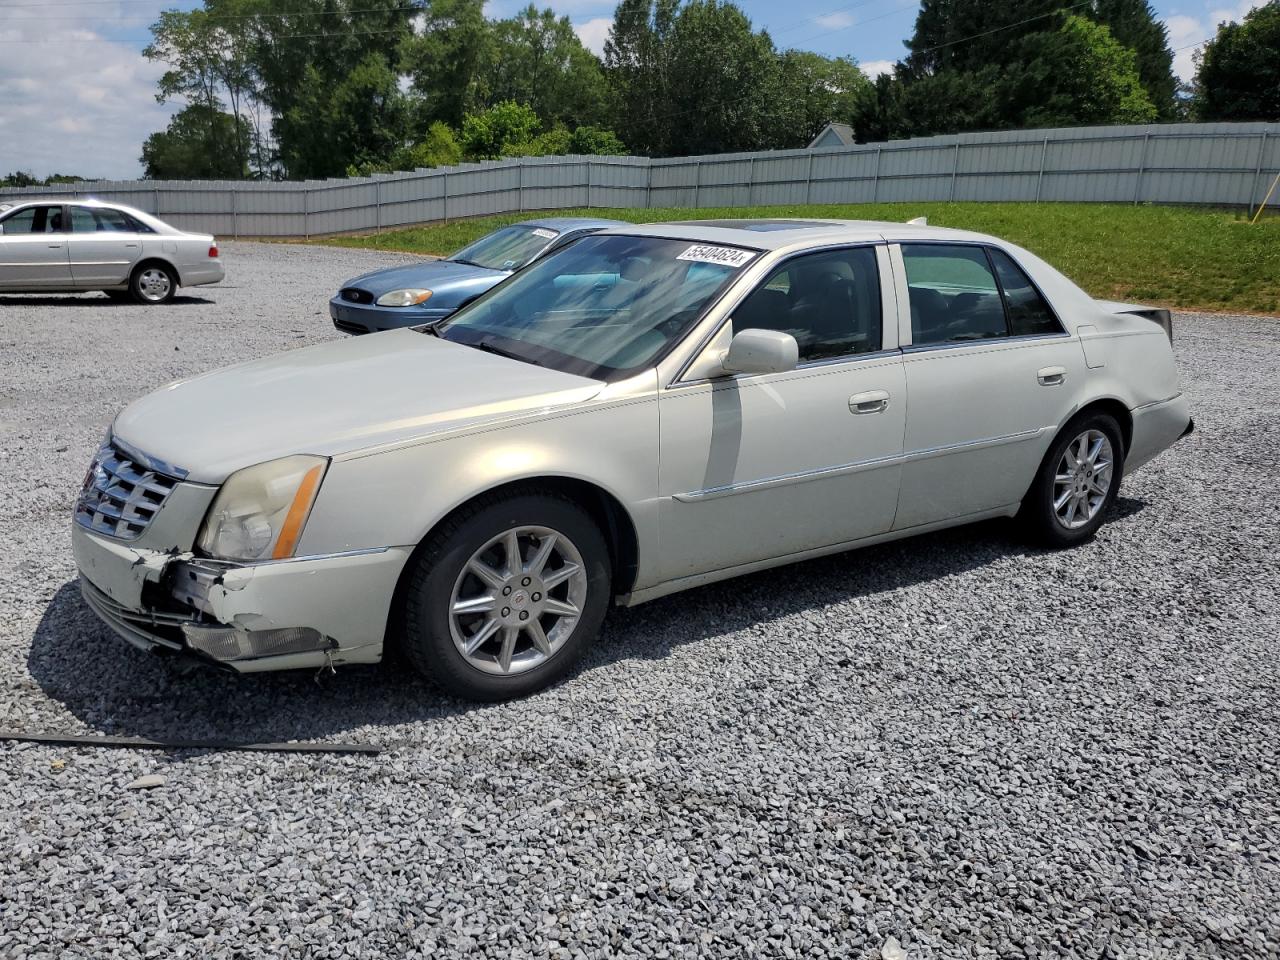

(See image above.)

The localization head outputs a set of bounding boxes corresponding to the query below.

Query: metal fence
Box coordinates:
[3,121,1278,238]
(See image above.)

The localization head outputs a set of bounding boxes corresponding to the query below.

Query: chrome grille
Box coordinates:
[75,440,180,540]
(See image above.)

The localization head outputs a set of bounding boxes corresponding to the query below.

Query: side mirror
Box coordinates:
[717,328,799,376]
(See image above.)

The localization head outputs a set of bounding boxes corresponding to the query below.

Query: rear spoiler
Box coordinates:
[1094,299,1173,342]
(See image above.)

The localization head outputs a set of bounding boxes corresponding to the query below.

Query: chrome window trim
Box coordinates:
[900,331,1074,356]
[671,346,903,391]
[668,240,892,388]
[674,426,1050,501]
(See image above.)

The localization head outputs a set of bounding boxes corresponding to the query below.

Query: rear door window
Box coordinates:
[901,244,1008,345]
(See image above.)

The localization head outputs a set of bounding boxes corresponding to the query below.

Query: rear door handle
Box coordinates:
[1037,366,1066,386]
[849,390,890,414]
[48,243,63,249]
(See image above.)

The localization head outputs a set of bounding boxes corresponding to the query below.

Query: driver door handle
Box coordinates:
[1037,366,1067,386]
[849,390,890,414]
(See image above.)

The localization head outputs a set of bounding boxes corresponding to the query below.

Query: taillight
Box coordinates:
[208,241,219,258]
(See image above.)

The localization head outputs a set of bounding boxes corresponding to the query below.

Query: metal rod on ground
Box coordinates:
[0,730,380,755]
[1249,170,1280,225]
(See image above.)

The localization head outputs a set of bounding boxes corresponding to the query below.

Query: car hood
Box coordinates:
[343,258,506,297]
[112,330,603,485]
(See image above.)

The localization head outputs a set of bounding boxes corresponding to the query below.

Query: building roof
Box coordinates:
[808,122,857,149]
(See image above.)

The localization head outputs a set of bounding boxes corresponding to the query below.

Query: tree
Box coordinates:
[1090,0,1177,118]
[280,53,410,179]
[141,104,254,179]
[773,51,874,147]
[1,171,40,188]
[402,0,490,129]
[461,101,543,159]
[144,1,262,178]
[346,122,463,176]
[1008,16,1158,127]
[662,1,781,155]
[875,0,1171,138]
[482,6,610,128]
[604,0,680,155]
[1195,1,1280,122]
[243,0,419,177]
[569,126,627,155]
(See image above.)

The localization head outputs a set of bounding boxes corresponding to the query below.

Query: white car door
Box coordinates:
[0,204,72,289]
[891,241,1084,530]
[657,244,906,583]
[68,205,142,286]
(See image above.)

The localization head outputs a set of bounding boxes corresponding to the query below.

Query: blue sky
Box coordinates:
[0,0,1263,179]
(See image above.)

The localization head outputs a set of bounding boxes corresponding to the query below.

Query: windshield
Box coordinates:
[439,234,756,380]
[449,225,559,271]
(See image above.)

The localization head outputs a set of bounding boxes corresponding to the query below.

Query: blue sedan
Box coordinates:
[329,216,627,334]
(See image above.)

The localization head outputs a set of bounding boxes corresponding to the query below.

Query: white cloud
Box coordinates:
[0,9,175,180]
[574,16,612,56]
[861,59,895,80]
[1163,0,1265,81]
[815,12,857,30]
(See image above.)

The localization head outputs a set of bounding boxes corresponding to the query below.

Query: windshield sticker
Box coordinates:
[531,228,557,240]
[676,244,756,268]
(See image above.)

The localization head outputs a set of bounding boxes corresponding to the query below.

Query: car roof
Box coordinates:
[2,197,113,208]
[596,218,995,250]
[519,216,630,231]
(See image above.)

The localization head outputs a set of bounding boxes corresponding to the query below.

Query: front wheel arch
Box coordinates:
[384,476,639,641]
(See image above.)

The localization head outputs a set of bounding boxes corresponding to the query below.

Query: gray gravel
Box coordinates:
[1,241,1278,958]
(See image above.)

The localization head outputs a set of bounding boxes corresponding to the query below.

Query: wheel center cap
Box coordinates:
[512,590,528,607]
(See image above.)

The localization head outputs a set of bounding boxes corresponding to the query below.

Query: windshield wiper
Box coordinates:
[469,339,541,366]
[450,258,485,268]
[415,322,442,337]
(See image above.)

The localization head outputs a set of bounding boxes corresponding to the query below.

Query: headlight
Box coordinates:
[198,455,328,562]
[376,288,432,307]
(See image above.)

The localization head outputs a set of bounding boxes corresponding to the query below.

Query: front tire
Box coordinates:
[398,490,611,701]
[129,263,177,304]
[1021,411,1125,547]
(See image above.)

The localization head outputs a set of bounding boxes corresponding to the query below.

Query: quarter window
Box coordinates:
[988,248,1063,336]
[731,247,882,362]
[902,244,1007,345]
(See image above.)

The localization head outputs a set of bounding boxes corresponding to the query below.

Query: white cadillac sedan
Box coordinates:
[0,198,223,303]
[71,219,1191,700]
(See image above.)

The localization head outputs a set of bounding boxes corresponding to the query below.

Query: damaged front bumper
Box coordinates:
[72,522,411,672]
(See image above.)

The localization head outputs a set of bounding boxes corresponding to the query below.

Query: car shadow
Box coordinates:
[0,294,214,307]
[25,500,1147,750]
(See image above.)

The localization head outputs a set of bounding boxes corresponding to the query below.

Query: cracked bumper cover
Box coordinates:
[72,521,411,672]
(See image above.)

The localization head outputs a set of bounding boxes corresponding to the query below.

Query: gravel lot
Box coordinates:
[1,241,1277,959]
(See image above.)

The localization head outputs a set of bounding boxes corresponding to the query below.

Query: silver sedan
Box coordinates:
[0,198,224,304]
[71,218,1191,701]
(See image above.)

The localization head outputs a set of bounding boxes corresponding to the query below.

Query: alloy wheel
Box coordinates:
[1053,428,1114,530]
[448,525,588,676]
[136,268,172,302]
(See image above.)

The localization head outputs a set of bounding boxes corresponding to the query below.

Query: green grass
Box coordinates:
[318,202,1280,315]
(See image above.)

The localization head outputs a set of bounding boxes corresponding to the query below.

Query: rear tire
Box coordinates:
[1020,411,1125,547]
[398,489,611,701]
[129,263,177,305]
